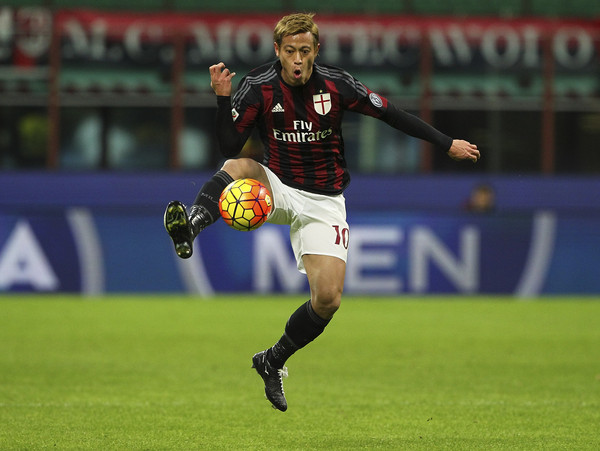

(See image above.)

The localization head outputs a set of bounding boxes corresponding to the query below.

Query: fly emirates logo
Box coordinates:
[273,120,332,143]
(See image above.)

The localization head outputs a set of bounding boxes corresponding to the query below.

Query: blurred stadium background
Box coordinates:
[1,1,599,296]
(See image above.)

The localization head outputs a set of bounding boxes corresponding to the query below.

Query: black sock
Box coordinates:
[267,300,331,369]
[192,170,234,225]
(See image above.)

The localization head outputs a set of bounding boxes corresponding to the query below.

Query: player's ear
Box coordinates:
[274,42,280,57]
[315,42,320,57]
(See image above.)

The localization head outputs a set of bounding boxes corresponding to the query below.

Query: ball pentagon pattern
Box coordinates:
[218,178,272,231]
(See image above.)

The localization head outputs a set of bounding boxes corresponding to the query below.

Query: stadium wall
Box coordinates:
[1,173,599,296]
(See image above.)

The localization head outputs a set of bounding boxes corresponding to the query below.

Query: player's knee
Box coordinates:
[312,288,342,319]
[221,158,259,180]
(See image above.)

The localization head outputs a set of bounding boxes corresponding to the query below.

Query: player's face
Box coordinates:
[274,32,319,87]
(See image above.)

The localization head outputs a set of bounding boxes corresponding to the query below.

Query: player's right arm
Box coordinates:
[209,62,258,157]
[209,62,235,96]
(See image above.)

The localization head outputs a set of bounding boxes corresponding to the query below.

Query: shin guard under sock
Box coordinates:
[191,170,234,227]
[268,300,331,369]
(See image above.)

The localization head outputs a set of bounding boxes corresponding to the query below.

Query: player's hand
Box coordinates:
[209,62,236,96]
[448,139,480,163]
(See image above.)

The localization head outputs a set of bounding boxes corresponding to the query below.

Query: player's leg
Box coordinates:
[221,158,274,195]
[303,254,345,319]
[252,187,348,411]
[267,255,344,366]
[252,255,345,411]
[164,157,270,258]
[187,157,273,235]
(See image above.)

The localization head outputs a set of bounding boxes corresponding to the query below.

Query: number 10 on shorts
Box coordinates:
[332,225,349,249]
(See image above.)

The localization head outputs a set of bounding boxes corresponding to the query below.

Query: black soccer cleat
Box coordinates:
[252,350,288,412]
[164,200,194,259]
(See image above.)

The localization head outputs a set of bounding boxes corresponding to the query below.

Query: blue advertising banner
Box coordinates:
[1,173,599,296]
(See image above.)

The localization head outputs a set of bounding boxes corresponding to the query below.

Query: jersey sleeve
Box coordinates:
[381,102,453,151]
[344,74,453,151]
[215,75,261,157]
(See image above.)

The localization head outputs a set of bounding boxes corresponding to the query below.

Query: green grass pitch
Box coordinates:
[1,295,599,450]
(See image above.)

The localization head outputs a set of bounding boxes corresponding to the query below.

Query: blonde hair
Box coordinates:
[273,13,319,49]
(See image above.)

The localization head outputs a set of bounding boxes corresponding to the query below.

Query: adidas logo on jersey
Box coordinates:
[271,103,285,113]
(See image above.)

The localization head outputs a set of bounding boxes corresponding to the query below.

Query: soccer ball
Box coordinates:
[218,178,272,231]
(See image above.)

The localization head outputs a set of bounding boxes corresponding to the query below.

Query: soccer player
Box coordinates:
[164,13,480,411]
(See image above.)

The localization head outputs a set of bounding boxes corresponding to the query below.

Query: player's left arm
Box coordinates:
[447,139,480,163]
[345,75,480,163]
[382,103,480,162]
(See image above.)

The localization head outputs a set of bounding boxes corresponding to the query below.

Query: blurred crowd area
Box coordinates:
[1,1,599,174]
[3,0,599,16]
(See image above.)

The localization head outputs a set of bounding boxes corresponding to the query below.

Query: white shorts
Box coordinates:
[261,164,349,274]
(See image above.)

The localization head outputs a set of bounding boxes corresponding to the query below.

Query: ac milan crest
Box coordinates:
[313,93,331,115]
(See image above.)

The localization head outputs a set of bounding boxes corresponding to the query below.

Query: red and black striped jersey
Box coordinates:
[216,60,452,195]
